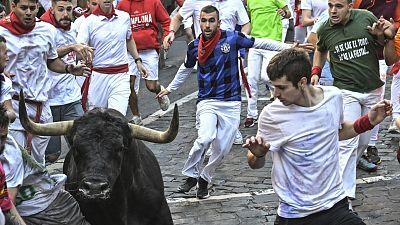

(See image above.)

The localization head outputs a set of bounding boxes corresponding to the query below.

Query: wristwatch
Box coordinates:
[134,57,143,64]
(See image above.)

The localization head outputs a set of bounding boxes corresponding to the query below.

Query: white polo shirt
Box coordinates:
[0,74,13,103]
[77,9,132,68]
[48,26,81,106]
[0,22,58,102]
[72,15,86,36]
[179,0,249,37]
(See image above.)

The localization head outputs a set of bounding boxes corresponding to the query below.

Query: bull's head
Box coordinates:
[18,91,178,201]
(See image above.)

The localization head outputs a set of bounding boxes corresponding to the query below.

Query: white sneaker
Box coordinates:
[129,115,142,125]
[205,144,212,156]
[158,85,170,111]
[388,120,400,134]
[233,130,243,145]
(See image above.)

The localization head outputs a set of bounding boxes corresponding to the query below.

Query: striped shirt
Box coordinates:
[185,30,254,102]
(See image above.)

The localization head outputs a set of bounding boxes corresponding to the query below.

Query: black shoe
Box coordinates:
[196,177,210,199]
[177,177,197,193]
[366,146,381,165]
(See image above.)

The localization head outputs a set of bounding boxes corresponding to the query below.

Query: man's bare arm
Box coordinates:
[310,48,328,85]
[339,100,392,140]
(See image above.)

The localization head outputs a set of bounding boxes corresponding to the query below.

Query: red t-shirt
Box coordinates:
[117,0,171,51]
[0,162,12,213]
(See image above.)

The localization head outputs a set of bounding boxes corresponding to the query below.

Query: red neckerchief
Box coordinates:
[389,61,400,76]
[83,12,92,18]
[40,9,70,31]
[0,12,35,35]
[92,5,117,19]
[198,29,221,66]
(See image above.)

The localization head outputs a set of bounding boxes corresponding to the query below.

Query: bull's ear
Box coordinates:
[128,104,179,143]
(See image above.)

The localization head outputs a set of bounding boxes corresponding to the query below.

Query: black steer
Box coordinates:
[18,91,177,225]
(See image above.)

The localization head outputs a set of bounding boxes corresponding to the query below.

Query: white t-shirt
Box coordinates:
[179,0,249,37]
[257,86,346,218]
[311,9,328,34]
[0,22,58,102]
[301,0,328,33]
[0,134,66,217]
[0,74,13,103]
[77,10,132,68]
[48,26,81,106]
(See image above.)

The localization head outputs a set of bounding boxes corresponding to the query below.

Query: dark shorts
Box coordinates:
[274,198,365,225]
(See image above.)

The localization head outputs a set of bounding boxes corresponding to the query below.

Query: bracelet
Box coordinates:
[311,66,322,78]
[65,64,70,73]
[353,114,374,134]
[134,57,143,64]
[169,30,176,34]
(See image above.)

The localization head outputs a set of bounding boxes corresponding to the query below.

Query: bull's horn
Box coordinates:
[129,104,179,143]
[18,90,74,136]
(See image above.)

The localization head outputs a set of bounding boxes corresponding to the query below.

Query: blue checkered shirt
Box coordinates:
[185,30,255,102]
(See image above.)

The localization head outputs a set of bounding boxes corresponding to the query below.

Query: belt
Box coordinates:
[12,94,43,155]
[91,64,129,74]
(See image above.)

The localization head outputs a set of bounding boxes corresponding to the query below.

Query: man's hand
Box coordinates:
[163,32,175,50]
[72,44,94,65]
[156,88,171,98]
[292,42,315,52]
[310,74,319,85]
[136,61,149,78]
[4,71,15,78]
[381,17,397,40]
[69,63,91,77]
[277,8,286,17]
[368,99,392,126]
[367,17,387,37]
[242,136,270,158]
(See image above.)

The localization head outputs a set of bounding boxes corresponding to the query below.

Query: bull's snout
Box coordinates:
[78,179,111,201]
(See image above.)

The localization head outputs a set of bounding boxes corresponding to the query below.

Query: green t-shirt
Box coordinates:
[247,0,286,41]
[317,9,384,93]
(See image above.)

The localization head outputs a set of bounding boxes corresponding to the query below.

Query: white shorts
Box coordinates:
[128,49,159,80]
[183,17,193,30]
[87,71,130,116]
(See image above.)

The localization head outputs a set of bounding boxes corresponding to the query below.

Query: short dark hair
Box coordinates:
[201,5,219,20]
[0,104,9,129]
[0,3,5,13]
[267,48,312,87]
[0,35,6,44]
[12,0,39,4]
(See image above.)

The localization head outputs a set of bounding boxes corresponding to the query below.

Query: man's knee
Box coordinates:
[146,80,158,92]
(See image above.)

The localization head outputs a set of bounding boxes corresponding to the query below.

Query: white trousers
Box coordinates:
[9,100,52,166]
[391,68,400,119]
[182,100,241,183]
[339,87,383,198]
[88,71,130,116]
[369,60,387,146]
[246,48,278,119]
